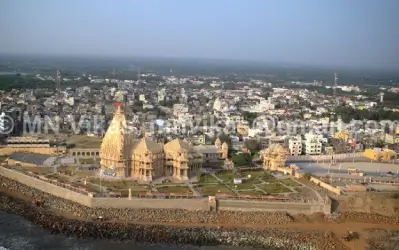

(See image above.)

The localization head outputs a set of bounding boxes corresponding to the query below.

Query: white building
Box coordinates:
[213,97,222,111]
[157,89,166,103]
[173,104,188,117]
[288,135,302,156]
[0,112,6,135]
[303,133,327,155]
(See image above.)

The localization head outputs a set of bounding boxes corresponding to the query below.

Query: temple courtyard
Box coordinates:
[6,164,319,200]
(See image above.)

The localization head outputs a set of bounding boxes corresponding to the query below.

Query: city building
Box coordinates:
[288,135,302,156]
[172,104,188,117]
[302,133,326,155]
[193,138,228,164]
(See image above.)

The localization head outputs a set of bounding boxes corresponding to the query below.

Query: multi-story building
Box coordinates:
[186,135,206,145]
[172,104,188,117]
[157,89,166,103]
[288,135,302,156]
[302,133,327,155]
[193,138,228,164]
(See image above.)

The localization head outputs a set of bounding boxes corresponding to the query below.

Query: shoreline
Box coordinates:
[1,176,398,250]
[0,192,341,250]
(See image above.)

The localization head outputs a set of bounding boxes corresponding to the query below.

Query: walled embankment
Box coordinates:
[0,193,347,250]
[0,147,58,156]
[287,152,364,162]
[0,166,330,214]
[0,174,295,225]
[334,192,399,217]
[309,177,342,196]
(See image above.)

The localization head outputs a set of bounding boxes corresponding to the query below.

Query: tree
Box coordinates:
[244,139,261,154]
[232,153,252,166]
[217,133,231,144]
[196,171,204,182]
[302,173,313,180]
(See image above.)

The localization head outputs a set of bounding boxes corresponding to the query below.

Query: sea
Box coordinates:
[0,212,250,250]
[0,72,28,76]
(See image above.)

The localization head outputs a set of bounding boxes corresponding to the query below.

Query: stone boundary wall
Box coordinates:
[309,176,341,195]
[218,199,331,214]
[0,166,92,207]
[288,152,363,162]
[0,147,58,156]
[0,166,330,214]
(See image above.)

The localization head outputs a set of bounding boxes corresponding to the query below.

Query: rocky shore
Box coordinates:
[0,175,351,250]
[0,176,293,225]
[0,193,348,250]
[334,211,399,225]
[366,229,399,250]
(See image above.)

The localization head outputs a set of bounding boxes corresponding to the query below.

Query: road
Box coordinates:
[294,162,399,178]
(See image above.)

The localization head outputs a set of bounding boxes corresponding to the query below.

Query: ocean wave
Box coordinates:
[0,246,10,250]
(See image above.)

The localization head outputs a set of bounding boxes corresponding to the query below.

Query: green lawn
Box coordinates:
[72,171,95,178]
[0,155,9,162]
[197,184,234,196]
[241,170,267,178]
[71,181,100,192]
[237,189,264,196]
[89,179,142,188]
[279,178,301,187]
[11,166,54,175]
[260,173,280,183]
[113,187,150,197]
[79,158,95,164]
[257,183,291,194]
[157,185,192,194]
[197,174,219,183]
[233,178,262,189]
[215,171,237,182]
[57,166,78,175]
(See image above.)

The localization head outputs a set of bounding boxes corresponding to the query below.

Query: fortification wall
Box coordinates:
[309,176,341,195]
[0,167,92,207]
[334,192,399,217]
[91,197,208,210]
[287,152,363,162]
[218,199,330,214]
[0,147,57,156]
[0,166,330,214]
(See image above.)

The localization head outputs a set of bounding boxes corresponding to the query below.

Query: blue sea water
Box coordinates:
[0,212,249,250]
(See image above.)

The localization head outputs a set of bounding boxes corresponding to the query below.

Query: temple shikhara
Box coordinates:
[261,144,288,171]
[100,104,210,181]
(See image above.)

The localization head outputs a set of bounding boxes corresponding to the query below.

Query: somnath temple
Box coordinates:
[100,104,223,181]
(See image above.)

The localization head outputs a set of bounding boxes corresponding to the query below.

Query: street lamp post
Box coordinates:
[99,167,103,195]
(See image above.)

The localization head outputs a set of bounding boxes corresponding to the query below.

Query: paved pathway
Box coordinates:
[186,182,201,196]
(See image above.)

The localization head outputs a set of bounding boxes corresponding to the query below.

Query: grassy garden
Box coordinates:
[196,184,235,196]
[79,158,96,164]
[196,169,298,196]
[157,185,192,194]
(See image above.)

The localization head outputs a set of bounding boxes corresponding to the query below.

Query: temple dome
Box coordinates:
[164,138,192,153]
[131,137,164,155]
[100,105,133,164]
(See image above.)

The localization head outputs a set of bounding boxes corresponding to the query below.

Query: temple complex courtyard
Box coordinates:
[6,164,320,201]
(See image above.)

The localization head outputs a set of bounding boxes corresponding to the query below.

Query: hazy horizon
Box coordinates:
[1,0,399,70]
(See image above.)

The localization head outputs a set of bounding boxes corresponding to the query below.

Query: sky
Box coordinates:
[1,0,399,69]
